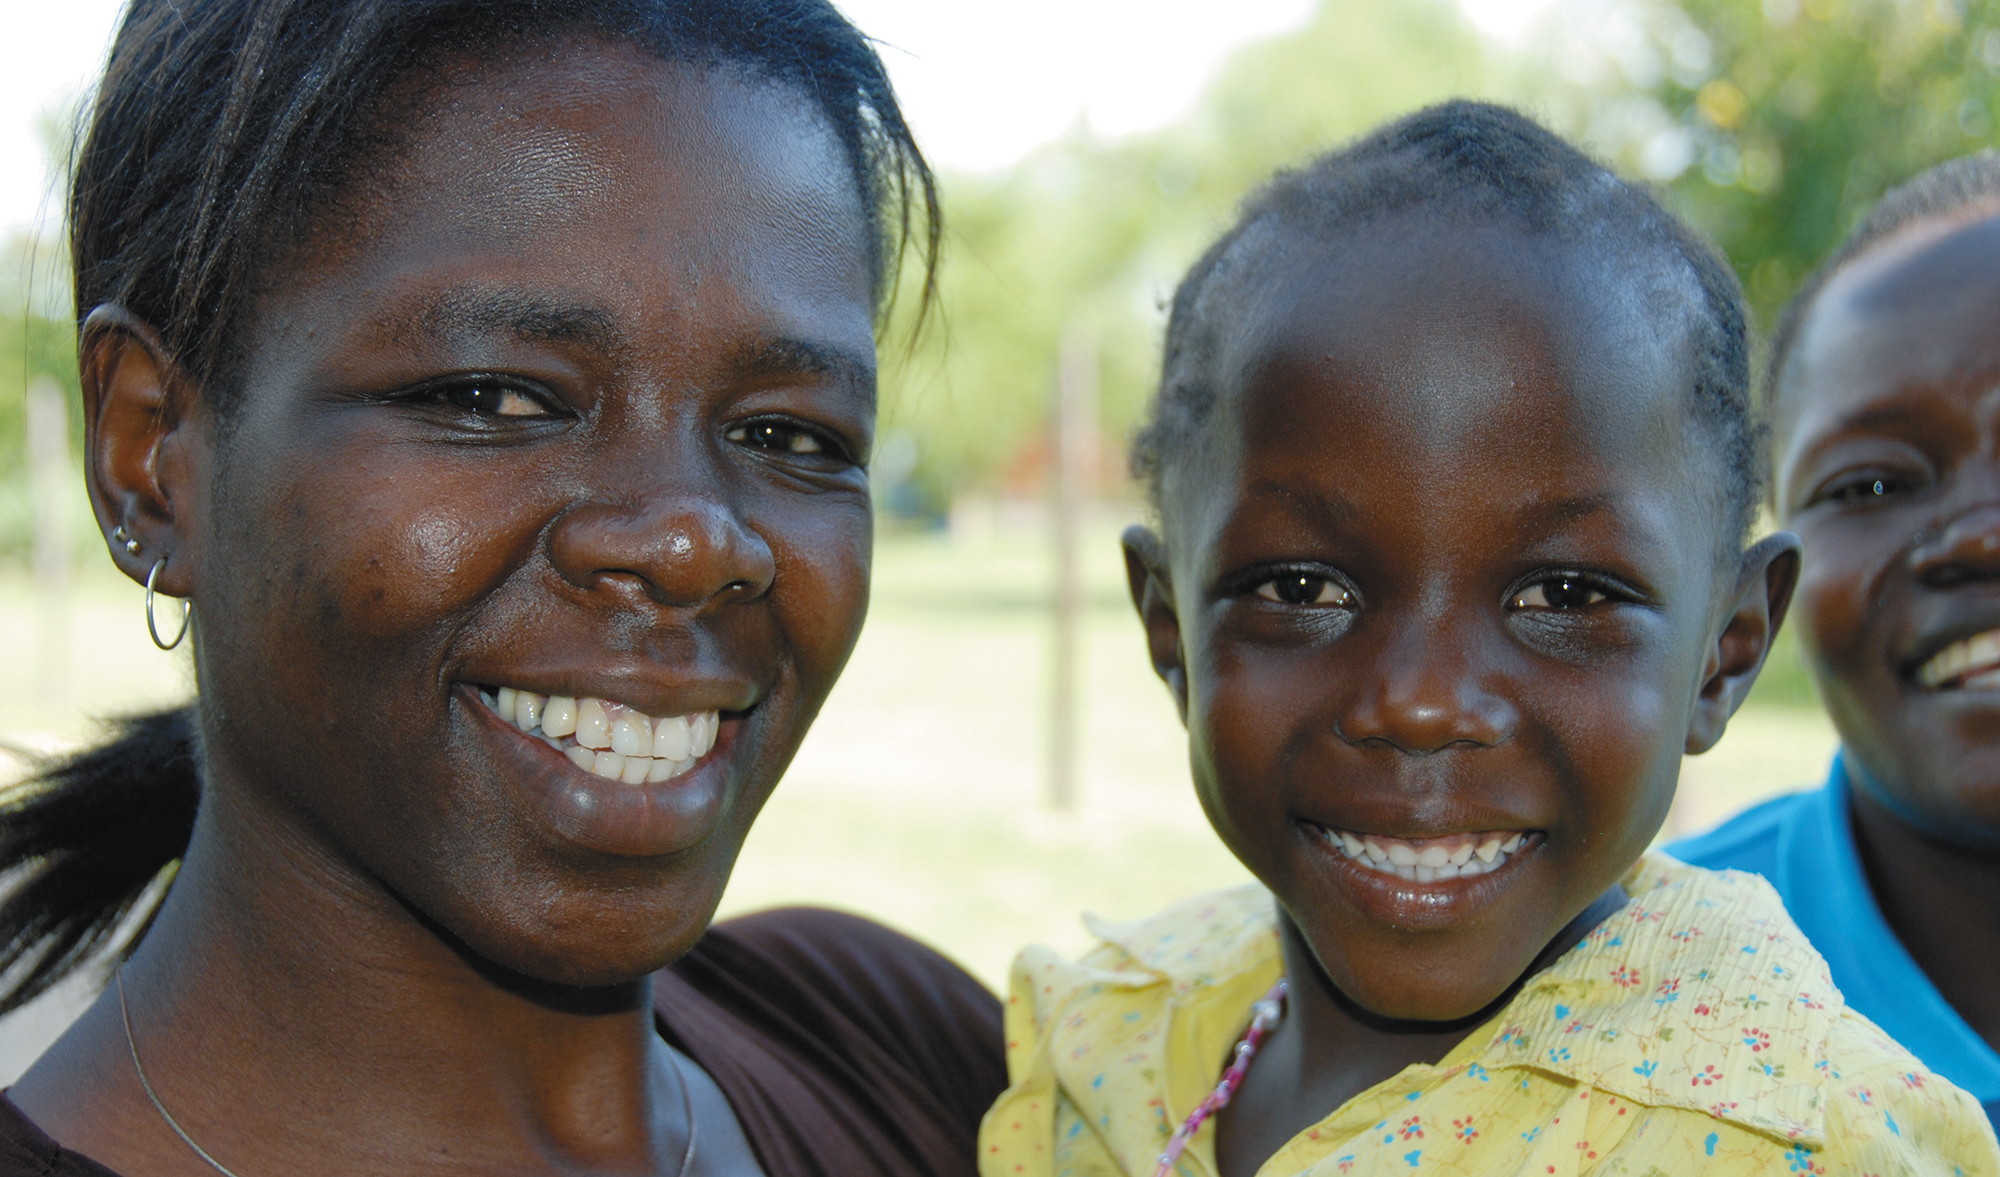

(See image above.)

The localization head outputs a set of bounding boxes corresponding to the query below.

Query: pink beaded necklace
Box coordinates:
[1152,979,1289,1177]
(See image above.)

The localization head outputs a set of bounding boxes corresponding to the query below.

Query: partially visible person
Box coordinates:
[0,1,1006,1174]
[1671,153,2000,1130]
[980,102,1997,1177]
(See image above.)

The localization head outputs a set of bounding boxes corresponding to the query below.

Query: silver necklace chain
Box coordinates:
[117,970,699,1176]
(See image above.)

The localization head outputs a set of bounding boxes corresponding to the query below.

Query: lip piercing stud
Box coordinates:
[112,526,141,556]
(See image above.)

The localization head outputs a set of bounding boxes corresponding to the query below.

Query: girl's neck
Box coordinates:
[11,785,690,1176]
[1215,886,1627,1177]
[1848,777,2000,1052]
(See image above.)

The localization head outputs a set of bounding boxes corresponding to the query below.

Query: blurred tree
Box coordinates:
[1528,0,2000,326]
[879,0,1504,509]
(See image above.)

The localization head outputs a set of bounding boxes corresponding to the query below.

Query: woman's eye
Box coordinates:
[1511,577,1609,610]
[439,383,546,417]
[1255,575,1351,606]
[727,422,832,457]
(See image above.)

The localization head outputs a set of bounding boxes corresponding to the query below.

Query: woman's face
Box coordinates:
[173,42,877,984]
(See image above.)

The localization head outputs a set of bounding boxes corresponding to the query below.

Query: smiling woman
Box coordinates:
[0,2,1005,1175]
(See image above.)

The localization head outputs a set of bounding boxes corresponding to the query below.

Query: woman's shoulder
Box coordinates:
[0,1096,122,1177]
[657,907,1005,1177]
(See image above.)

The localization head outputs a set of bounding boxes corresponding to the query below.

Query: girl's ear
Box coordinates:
[80,305,208,597]
[1686,532,1803,754]
[1121,524,1189,722]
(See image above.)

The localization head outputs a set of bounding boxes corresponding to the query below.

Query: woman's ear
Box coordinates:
[1121,524,1189,723]
[1686,531,1803,754]
[79,305,207,596]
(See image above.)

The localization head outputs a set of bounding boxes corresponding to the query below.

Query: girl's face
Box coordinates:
[135,43,877,984]
[1130,221,1783,1021]
[1776,209,2000,847]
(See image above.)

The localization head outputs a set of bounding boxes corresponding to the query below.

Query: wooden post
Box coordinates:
[1049,329,1097,812]
[27,378,72,717]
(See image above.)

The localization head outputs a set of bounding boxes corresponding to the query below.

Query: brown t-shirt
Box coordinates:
[0,908,1006,1177]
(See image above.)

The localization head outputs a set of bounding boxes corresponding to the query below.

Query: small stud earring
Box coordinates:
[112,526,141,556]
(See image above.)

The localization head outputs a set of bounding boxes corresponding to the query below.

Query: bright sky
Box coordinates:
[0,0,1555,239]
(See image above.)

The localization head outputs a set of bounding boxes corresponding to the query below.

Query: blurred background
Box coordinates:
[0,0,1985,1075]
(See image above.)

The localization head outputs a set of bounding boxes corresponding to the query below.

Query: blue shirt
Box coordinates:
[1670,752,2000,1129]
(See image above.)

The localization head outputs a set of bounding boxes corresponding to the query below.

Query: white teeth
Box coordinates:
[576,699,611,750]
[514,691,543,731]
[1919,628,2000,688]
[1322,826,1532,884]
[488,687,718,785]
[611,713,653,758]
[654,714,693,761]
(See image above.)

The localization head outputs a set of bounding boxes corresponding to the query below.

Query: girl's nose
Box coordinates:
[1335,624,1519,755]
[548,485,776,611]
[1912,503,2000,589]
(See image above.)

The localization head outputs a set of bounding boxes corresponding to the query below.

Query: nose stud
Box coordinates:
[112,525,141,556]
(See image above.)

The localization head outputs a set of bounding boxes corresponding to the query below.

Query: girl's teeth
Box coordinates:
[1918,627,2000,688]
[1321,825,1530,883]
[481,688,719,786]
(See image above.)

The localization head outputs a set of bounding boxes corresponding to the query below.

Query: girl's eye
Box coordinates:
[1255,575,1352,606]
[727,421,834,457]
[1511,576,1609,610]
[438,382,546,417]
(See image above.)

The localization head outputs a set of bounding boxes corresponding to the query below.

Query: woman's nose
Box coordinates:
[1912,503,2000,589]
[548,484,776,611]
[1335,622,1518,755]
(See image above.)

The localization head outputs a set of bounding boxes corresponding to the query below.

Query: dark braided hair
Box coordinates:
[0,0,936,1016]
[1765,151,2000,438]
[1133,100,1760,551]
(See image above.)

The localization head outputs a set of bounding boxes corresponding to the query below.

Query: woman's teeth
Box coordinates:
[1917,628,2000,689]
[1319,826,1527,883]
[480,686,718,784]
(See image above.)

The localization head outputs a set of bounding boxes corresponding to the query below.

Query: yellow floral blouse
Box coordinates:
[980,854,1999,1177]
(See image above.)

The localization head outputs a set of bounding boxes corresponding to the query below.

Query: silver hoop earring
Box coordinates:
[145,559,191,651]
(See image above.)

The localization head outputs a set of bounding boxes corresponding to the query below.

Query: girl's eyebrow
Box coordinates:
[1512,492,1615,532]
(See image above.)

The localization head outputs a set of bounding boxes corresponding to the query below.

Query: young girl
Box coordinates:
[0,1,1004,1174]
[1673,153,2000,1127]
[979,103,1997,1177]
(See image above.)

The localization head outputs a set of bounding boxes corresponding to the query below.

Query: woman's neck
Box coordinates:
[11,787,692,1176]
[1849,776,2000,1052]
[1214,887,1627,1177]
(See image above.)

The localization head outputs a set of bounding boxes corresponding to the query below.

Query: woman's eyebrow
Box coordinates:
[730,337,877,393]
[404,288,621,348]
